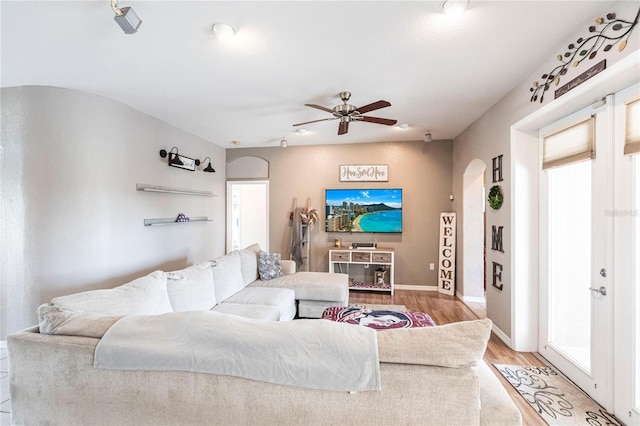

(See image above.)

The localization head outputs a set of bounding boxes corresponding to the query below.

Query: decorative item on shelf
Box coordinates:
[374,267,387,287]
[175,213,191,222]
[487,185,504,210]
[159,147,200,171]
[529,7,639,103]
[201,157,216,173]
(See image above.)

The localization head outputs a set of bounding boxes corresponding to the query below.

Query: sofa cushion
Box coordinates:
[236,243,261,286]
[37,304,122,337]
[223,287,296,321]
[166,263,216,312]
[51,270,172,316]
[210,252,245,302]
[258,251,284,281]
[211,303,281,321]
[251,272,348,303]
[376,319,492,368]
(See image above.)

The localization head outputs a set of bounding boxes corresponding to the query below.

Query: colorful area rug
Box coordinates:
[494,364,622,425]
[322,306,436,330]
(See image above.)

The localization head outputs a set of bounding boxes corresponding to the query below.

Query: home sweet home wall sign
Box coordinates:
[490,155,505,291]
[438,212,456,296]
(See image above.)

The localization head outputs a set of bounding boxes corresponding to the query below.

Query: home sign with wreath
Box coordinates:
[487,185,504,210]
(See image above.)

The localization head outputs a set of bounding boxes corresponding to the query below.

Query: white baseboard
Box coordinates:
[491,324,512,347]
[394,284,438,292]
[455,290,486,304]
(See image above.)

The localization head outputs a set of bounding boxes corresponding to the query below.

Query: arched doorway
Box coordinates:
[462,159,487,302]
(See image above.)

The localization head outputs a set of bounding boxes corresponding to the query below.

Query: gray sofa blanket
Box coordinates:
[94,310,381,392]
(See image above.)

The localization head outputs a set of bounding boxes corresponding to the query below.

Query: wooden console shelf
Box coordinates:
[328,247,395,295]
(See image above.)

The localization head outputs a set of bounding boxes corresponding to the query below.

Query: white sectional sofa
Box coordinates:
[6,244,523,425]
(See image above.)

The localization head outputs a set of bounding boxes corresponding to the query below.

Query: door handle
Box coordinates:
[589,286,607,296]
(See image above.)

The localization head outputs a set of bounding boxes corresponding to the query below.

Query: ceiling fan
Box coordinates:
[293,91,397,135]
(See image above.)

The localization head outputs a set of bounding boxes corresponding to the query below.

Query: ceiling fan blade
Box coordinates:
[293,117,337,126]
[356,100,391,114]
[361,116,398,126]
[338,121,349,135]
[304,103,335,114]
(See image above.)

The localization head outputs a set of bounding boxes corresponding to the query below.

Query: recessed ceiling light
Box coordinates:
[232,140,241,145]
[397,123,409,129]
[212,23,236,39]
[441,0,469,15]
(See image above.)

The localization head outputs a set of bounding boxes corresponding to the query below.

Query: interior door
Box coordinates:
[613,82,640,423]
[539,101,612,408]
[226,181,269,253]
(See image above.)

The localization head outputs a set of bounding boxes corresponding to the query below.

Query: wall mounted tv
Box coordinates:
[325,188,402,233]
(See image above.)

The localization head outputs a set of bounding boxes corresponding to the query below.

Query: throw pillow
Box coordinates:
[258,250,283,281]
[51,270,173,316]
[210,252,245,302]
[236,243,261,286]
[166,263,216,311]
[377,318,492,368]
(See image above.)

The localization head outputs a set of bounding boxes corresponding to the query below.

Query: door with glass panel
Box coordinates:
[613,82,640,423]
[539,102,612,407]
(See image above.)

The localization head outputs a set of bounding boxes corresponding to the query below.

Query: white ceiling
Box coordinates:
[0,1,617,148]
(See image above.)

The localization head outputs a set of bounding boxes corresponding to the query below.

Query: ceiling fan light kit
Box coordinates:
[293,91,397,135]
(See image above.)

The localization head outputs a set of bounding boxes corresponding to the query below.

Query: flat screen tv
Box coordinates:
[325,188,402,233]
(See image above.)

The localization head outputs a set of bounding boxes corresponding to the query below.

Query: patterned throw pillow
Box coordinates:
[258,250,283,281]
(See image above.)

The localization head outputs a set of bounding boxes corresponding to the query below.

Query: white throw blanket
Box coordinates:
[94,310,381,392]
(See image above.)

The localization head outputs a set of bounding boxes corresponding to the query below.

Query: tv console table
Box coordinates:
[328,247,395,295]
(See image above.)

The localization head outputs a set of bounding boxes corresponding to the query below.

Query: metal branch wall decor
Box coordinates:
[529,6,639,103]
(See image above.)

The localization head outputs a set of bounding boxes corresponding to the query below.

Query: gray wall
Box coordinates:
[451,1,640,340]
[227,139,453,286]
[0,86,227,338]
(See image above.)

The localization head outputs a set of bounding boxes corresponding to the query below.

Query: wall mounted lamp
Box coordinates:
[201,157,216,173]
[424,131,433,143]
[160,147,201,171]
[111,0,142,34]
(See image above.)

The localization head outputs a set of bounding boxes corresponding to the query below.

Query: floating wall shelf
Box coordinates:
[144,217,212,226]
[136,183,216,197]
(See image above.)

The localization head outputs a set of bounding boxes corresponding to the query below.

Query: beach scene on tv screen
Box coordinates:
[325,188,402,233]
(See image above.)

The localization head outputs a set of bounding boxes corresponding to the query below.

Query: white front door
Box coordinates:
[539,101,613,408]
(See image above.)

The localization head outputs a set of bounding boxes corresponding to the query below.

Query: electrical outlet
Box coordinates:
[429,263,435,270]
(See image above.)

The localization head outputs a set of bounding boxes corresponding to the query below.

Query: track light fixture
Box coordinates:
[112,0,142,34]
[280,137,288,148]
[202,157,216,173]
[424,131,433,143]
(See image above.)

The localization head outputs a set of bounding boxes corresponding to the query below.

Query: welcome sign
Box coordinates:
[438,212,456,296]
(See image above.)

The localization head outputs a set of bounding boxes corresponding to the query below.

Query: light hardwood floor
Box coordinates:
[349,289,546,426]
